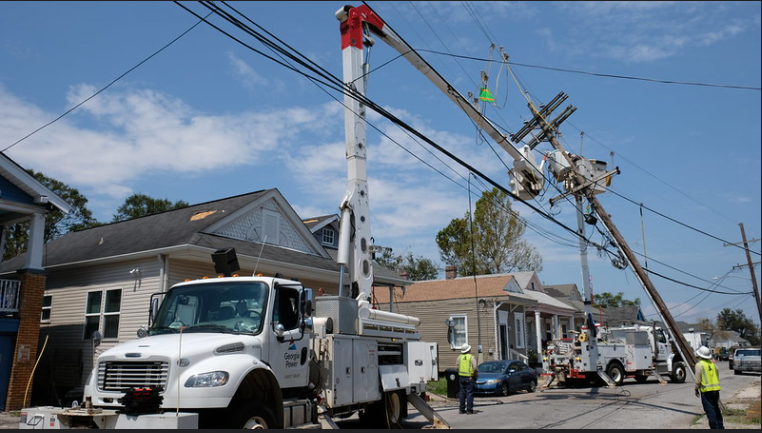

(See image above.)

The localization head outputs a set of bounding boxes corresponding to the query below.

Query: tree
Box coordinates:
[435,187,542,277]
[717,308,760,345]
[2,170,99,260]
[112,193,189,222]
[375,249,439,281]
[593,291,641,309]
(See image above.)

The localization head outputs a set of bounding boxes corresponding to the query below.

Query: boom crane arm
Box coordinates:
[336,5,543,201]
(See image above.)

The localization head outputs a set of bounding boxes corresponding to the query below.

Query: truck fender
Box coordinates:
[230,365,284,429]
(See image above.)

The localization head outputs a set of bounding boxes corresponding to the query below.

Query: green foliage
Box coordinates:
[717,308,760,345]
[436,187,542,276]
[593,291,641,308]
[2,169,98,260]
[375,249,439,281]
[112,193,189,222]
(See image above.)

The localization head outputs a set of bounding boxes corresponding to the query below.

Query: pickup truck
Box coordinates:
[731,347,761,374]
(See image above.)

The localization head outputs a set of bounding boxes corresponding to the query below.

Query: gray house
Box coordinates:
[0,188,403,406]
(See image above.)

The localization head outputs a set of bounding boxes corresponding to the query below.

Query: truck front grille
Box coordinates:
[97,361,169,392]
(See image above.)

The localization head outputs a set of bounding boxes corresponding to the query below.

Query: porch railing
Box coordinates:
[0,279,21,313]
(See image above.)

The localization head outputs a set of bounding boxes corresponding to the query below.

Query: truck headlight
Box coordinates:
[184,371,229,388]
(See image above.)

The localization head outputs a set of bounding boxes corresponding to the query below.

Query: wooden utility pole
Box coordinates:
[737,223,761,325]
[535,104,697,371]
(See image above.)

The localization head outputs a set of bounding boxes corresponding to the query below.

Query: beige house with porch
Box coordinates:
[373,267,579,371]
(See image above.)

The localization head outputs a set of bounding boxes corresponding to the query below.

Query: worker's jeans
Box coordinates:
[458,376,474,413]
[700,390,724,429]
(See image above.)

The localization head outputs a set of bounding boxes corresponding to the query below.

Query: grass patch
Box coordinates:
[426,376,448,396]
[724,400,761,426]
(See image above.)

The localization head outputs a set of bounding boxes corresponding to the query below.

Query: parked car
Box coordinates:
[474,360,538,396]
[728,345,740,370]
[731,347,761,375]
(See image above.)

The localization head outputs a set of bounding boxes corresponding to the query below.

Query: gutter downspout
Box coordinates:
[157,254,168,292]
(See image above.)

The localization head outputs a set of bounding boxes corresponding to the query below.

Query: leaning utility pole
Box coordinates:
[737,223,761,325]
[529,97,697,371]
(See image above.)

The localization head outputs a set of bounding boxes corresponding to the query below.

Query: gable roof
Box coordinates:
[302,214,339,233]
[374,274,537,305]
[0,189,337,273]
[0,153,72,224]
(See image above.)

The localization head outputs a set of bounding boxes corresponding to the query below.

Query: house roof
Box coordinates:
[0,152,72,224]
[374,274,537,305]
[0,189,338,274]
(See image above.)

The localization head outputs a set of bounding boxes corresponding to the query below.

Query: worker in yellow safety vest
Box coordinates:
[694,346,724,429]
[456,344,478,415]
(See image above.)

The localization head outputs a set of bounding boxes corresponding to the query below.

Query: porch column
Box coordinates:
[5,269,47,410]
[534,310,542,355]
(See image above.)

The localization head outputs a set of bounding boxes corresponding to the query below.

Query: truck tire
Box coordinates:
[359,391,405,428]
[606,363,625,386]
[231,401,278,429]
[670,362,687,383]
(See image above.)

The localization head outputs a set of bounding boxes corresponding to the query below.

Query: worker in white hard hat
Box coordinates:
[694,346,724,429]
[456,344,478,414]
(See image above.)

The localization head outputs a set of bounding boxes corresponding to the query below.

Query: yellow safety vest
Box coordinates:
[458,354,475,377]
[698,359,721,392]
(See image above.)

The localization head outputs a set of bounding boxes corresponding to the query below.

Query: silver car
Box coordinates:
[731,347,761,374]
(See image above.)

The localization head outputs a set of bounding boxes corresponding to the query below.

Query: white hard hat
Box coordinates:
[461,344,472,354]
[695,346,712,359]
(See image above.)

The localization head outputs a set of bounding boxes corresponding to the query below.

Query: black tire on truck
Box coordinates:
[606,362,625,386]
[359,390,406,429]
[231,400,278,429]
[670,361,687,383]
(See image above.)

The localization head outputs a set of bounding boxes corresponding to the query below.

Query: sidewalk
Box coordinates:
[688,376,761,429]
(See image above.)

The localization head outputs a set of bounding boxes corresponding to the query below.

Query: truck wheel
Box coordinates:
[606,363,625,386]
[385,391,404,427]
[231,401,278,429]
[670,362,687,383]
[360,391,405,428]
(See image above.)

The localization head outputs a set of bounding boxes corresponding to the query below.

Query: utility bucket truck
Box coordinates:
[21,3,449,430]
[542,324,688,388]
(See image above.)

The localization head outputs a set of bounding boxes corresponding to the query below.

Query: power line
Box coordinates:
[417,49,761,92]
[2,11,214,153]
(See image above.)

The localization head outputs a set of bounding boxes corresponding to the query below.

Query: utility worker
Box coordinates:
[456,344,478,414]
[694,346,724,429]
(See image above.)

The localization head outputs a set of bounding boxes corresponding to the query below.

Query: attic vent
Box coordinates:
[191,210,218,221]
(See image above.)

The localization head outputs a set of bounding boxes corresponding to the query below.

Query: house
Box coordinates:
[0,154,72,411]
[0,188,403,407]
[373,267,578,371]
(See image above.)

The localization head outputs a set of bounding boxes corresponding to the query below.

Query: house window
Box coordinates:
[514,313,525,349]
[448,315,468,350]
[322,228,335,246]
[84,289,122,340]
[41,295,52,322]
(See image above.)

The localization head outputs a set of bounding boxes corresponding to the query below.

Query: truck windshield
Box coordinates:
[150,281,268,335]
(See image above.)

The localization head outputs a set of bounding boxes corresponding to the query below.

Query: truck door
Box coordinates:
[267,284,310,389]
[653,328,669,363]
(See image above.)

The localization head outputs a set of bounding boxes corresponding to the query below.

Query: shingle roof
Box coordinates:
[0,189,339,273]
[374,274,537,305]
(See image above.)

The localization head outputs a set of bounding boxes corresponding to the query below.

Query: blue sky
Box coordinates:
[1,1,760,327]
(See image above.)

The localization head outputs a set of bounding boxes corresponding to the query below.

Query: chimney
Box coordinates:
[445,266,457,280]
[399,271,410,280]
